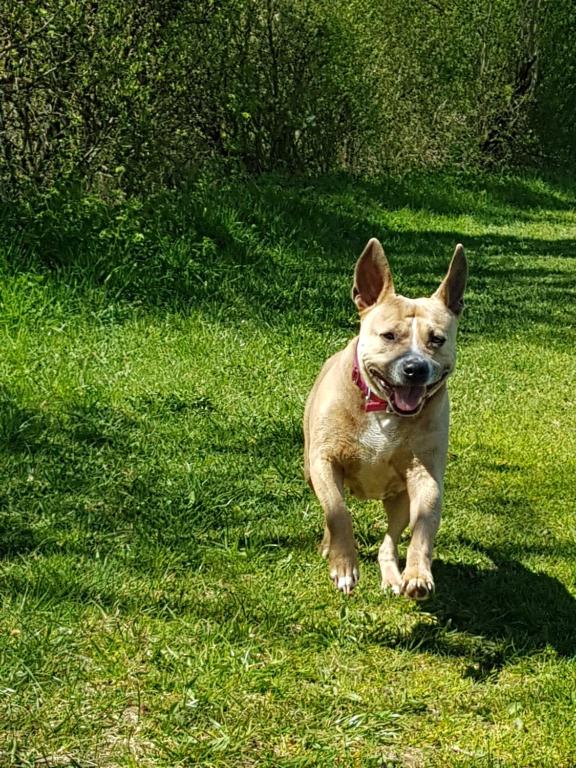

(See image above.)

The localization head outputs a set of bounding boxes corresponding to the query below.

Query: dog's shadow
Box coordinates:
[393,542,576,678]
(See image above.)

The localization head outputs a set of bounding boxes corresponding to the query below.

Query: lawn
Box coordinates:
[0,171,575,767]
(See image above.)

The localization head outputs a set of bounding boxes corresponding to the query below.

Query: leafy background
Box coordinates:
[1,0,575,195]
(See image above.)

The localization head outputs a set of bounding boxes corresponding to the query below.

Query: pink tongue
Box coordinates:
[393,385,426,413]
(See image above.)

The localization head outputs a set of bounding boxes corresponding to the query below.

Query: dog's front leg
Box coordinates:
[309,456,358,594]
[379,491,410,594]
[402,467,442,600]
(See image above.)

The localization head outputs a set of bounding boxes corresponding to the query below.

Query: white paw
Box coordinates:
[329,565,359,595]
[401,572,435,600]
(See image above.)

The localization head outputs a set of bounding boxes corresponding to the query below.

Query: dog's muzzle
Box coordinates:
[364,352,447,416]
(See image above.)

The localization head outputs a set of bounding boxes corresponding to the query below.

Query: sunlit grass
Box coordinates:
[0,171,575,766]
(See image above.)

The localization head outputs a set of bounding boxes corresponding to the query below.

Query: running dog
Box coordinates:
[303,238,467,598]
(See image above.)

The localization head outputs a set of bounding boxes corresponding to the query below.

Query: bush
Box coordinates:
[0,0,574,195]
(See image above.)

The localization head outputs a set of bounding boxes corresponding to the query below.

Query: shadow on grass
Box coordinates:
[2,172,575,340]
[8,386,573,650]
[0,388,225,567]
[399,544,576,678]
[288,171,576,218]
[0,388,307,584]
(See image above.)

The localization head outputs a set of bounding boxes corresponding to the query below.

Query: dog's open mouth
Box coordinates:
[368,369,427,416]
[390,384,428,414]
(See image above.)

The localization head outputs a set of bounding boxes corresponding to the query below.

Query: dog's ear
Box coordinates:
[352,238,394,311]
[433,243,467,316]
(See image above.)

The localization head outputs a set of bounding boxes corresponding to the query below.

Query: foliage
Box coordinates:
[1,0,575,194]
[529,1,576,164]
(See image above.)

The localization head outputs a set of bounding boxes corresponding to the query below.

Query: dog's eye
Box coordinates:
[429,333,446,347]
[380,331,396,341]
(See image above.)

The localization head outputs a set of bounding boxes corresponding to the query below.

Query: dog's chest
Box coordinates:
[347,412,405,500]
[358,412,401,457]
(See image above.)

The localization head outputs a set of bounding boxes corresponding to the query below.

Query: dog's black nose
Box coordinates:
[402,356,429,382]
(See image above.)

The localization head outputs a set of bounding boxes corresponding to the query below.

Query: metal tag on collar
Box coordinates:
[364,386,391,413]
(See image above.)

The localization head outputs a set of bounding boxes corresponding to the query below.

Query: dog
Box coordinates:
[303,238,467,598]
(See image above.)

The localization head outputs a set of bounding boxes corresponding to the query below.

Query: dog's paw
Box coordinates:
[401,567,434,600]
[329,552,359,595]
[380,562,402,595]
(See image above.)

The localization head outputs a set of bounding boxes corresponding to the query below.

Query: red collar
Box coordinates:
[352,341,391,413]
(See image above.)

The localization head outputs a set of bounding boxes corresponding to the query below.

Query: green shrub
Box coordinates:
[0,0,574,194]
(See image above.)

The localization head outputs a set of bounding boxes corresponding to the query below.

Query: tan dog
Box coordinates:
[304,238,467,598]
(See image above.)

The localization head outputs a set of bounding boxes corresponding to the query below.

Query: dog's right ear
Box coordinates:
[352,238,394,311]
[433,243,467,316]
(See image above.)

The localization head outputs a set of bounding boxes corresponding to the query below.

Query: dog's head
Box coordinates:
[352,238,467,416]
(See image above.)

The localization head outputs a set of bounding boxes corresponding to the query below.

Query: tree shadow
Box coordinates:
[0,387,222,565]
[357,171,576,217]
[0,386,310,582]
[4,172,575,340]
[153,176,576,341]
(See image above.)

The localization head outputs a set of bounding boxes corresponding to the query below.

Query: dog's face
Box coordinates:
[353,239,467,416]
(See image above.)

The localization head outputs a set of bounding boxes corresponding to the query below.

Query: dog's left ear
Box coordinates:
[352,238,394,311]
[433,244,467,316]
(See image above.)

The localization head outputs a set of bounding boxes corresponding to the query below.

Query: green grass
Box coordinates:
[0,171,575,767]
